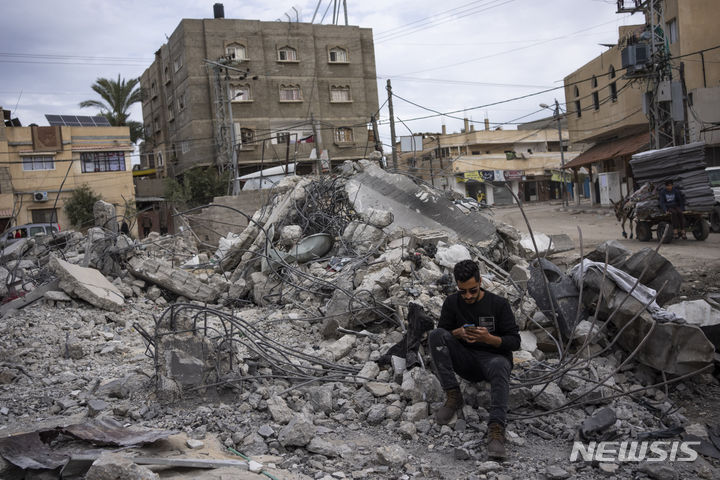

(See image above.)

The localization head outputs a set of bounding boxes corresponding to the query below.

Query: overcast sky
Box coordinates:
[0,0,641,154]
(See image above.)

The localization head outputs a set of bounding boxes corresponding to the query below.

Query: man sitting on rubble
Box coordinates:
[428,259,520,459]
[658,179,686,239]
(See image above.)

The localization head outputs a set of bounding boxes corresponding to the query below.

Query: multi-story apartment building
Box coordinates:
[563,0,720,205]
[397,118,578,205]
[0,107,136,234]
[139,8,379,184]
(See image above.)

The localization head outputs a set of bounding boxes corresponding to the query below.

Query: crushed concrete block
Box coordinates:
[186,438,204,449]
[50,256,124,312]
[531,382,567,410]
[519,330,538,352]
[307,385,334,414]
[342,221,385,253]
[44,290,72,302]
[366,404,387,425]
[87,398,109,417]
[376,444,408,467]
[434,243,471,268]
[93,200,118,232]
[128,257,218,303]
[267,396,294,424]
[279,225,303,247]
[365,382,393,397]
[356,361,379,383]
[667,299,720,348]
[325,335,356,361]
[0,238,30,262]
[402,402,428,422]
[86,452,159,480]
[359,208,394,228]
[165,349,205,387]
[278,414,315,447]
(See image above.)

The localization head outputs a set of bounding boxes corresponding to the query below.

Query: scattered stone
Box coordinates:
[186,438,204,449]
[376,444,408,467]
[87,398,109,417]
[85,452,159,480]
[366,381,393,397]
[545,465,571,479]
[278,414,315,447]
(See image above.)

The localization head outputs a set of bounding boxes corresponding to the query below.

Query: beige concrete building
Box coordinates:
[397,118,578,205]
[563,0,720,204]
[139,10,379,185]
[0,107,136,234]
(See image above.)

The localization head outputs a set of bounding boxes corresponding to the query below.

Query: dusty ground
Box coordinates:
[493,201,720,273]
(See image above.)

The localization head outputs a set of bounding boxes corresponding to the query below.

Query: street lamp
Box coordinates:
[540,100,568,207]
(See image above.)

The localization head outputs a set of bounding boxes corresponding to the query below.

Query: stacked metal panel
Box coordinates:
[630,142,715,211]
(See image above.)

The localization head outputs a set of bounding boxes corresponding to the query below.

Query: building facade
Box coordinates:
[396,118,577,206]
[563,0,720,204]
[139,14,379,182]
[0,108,135,234]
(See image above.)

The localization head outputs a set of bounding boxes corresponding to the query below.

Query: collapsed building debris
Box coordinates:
[1,161,719,479]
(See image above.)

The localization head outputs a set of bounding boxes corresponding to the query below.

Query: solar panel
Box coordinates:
[45,114,113,127]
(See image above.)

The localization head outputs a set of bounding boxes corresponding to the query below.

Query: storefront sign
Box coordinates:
[504,170,524,180]
[551,170,572,183]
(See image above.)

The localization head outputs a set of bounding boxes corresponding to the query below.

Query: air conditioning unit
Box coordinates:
[621,44,651,72]
[33,191,49,202]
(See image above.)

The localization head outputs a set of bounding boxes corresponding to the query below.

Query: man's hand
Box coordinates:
[453,326,502,347]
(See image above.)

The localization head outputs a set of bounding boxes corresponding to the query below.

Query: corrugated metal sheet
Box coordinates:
[565,132,649,169]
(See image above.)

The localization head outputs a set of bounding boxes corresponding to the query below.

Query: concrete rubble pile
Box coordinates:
[1,161,719,479]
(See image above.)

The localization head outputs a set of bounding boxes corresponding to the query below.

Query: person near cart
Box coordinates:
[658,179,686,239]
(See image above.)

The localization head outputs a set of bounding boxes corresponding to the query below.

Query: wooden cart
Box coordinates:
[635,210,710,243]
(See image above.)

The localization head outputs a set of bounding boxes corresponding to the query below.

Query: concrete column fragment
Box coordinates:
[50,256,124,311]
[128,257,218,303]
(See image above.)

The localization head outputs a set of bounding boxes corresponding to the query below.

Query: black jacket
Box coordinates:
[438,289,521,364]
[658,186,685,211]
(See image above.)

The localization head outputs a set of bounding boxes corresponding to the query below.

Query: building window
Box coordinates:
[234,123,255,146]
[277,46,297,62]
[167,102,174,121]
[609,65,616,79]
[667,18,678,44]
[22,155,55,171]
[330,85,351,103]
[591,75,598,88]
[593,91,600,110]
[276,132,290,144]
[610,82,618,102]
[154,117,160,132]
[575,100,582,118]
[164,64,171,84]
[81,151,126,173]
[156,152,164,167]
[181,141,190,154]
[279,85,302,102]
[177,92,186,110]
[31,208,58,224]
[174,55,183,72]
[574,86,579,98]
[231,84,251,101]
[226,44,247,60]
[335,127,353,143]
[328,47,348,63]
[151,81,158,98]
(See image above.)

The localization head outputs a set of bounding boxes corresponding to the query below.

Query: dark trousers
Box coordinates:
[667,207,685,231]
[428,328,511,426]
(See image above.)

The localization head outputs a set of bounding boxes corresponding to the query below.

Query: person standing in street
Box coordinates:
[428,259,520,459]
[658,179,686,239]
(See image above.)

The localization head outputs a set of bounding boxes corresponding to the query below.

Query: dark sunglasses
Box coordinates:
[458,287,479,296]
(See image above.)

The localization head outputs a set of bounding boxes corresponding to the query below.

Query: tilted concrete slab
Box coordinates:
[128,257,218,303]
[345,162,497,244]
[50,256,124,312]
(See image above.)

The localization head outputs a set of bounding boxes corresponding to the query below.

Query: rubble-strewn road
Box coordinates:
[495,202,720,272]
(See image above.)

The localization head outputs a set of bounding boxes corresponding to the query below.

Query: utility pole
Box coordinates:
[371,114,383,159]
[386,79,398,170]
[554,99,567,207]
[310,113,322,175]
[226,79,241,195]
[617,0,677,149]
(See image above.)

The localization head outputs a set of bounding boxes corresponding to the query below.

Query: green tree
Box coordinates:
[164,167,230,208]
[64,184,102,229]
[79,74,143,143]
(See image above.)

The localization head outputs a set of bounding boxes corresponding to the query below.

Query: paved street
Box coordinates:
[493,201,720,273]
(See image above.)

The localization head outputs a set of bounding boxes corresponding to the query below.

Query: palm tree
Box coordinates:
[80,74,143,143]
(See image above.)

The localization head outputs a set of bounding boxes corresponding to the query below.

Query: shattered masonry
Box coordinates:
[1,159,719,479]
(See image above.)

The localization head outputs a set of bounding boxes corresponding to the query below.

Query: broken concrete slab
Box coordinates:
[50,256,124,312]
[519,232,574,257]
[0,238,30,262]
[616,248,682,306]
[667,300,720,349]
[345,161,497,245]
[128,257,219,303]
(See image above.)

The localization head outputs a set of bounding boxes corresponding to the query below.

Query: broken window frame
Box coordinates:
[80,151,127,173]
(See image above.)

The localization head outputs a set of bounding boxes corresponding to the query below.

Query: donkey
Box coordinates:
[611,195,636,239]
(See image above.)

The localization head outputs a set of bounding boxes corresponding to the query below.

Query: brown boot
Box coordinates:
[434,388,464,425]
[487,422,507,460]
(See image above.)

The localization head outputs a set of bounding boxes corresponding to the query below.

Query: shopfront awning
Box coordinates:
[564,132,649,169]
